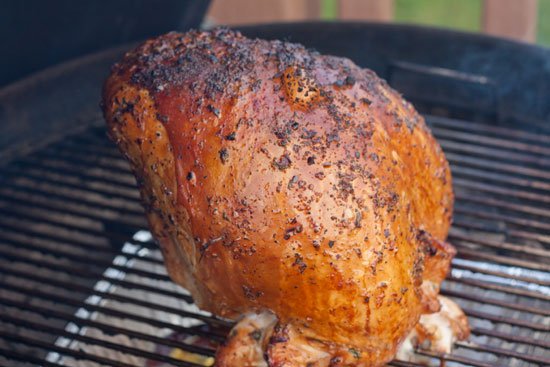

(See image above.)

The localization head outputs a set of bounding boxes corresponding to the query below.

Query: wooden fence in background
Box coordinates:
[207,0,539,43]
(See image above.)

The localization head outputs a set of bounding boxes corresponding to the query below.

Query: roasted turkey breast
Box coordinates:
[103,28,468,366]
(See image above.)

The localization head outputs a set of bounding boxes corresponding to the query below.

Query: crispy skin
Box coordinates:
[103,29,464,366]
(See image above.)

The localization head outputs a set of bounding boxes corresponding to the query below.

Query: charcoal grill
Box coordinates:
[0,22,548,367]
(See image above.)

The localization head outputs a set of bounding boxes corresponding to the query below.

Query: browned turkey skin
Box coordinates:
[103,29,469,366]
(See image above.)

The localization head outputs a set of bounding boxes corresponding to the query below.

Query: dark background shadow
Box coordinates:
[0,0,209,87]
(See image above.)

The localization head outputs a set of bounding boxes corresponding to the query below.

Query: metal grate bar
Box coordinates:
[469,327,550,349]
[0,296,217,357]
[426,115,550,144]
[452,241,549,270]
[451,220,550,248]
[53,142,123,161]
[429,126,550,156]
[0,331,138,367]
[0,245,188,301]
[17,158,137,189]
[0,180,142,217]
[451,165,550,192]
[0,233,163,267]
[2,164,140,201]
[508,230,550,246]
[0,249,174,294]
[0,235,152,274]
[0,191,144,229]
[456,194,550,219]
[441,288,548,316]
[57,135,132,159]
[38,142,135,175]
[450,260,549,286]
[1,281,224,341]
[68,134,128,156]
[0,206,139,245]
[389,362,430,367]
[453,341,550,365]
[414,349,497,367]
[0,219,129,252]
[27,156,136,187]
[448,274,550,302]
[450,231,550,258]
[446,152,550,181]
[454,246,550,271]
[459,307,548,331]
[0,266,230,327]
[0,202,156,253]
[42,149,133,176]
[453,178,550,204]
[438,138,549,167]
[0,219,123,256]
[0,313,202,367]
[0,347,67,367]
[454,207,550,232]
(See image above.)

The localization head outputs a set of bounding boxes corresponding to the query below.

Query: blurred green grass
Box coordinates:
[321,0,550,47]
[394,0,481,32]
[538,0,550,46]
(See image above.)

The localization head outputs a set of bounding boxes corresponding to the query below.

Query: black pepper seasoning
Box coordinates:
[219,148,229,164]
[208,105,221,118]
[273,154,292,170]
[361,97,372,106]
[344,76,356,86]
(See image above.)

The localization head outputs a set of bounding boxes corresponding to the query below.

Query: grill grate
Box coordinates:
[0,114,548,367]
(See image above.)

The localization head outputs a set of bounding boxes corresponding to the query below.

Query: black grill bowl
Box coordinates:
[0,22,548,367]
